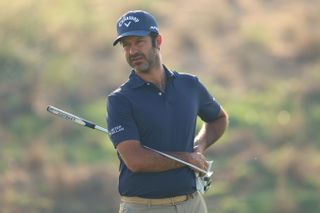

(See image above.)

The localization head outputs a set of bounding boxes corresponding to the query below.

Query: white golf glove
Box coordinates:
[196,160,213,194]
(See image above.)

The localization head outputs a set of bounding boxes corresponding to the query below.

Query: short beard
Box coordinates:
[128,48,158,73]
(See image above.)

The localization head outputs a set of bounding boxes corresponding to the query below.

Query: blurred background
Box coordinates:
[1,0,319,212]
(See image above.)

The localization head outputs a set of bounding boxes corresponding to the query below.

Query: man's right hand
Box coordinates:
[188,152,209,176]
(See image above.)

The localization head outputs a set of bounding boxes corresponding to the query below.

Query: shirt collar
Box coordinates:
[128,65,176,89]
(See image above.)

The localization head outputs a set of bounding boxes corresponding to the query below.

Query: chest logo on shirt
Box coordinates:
[109,125,125,136]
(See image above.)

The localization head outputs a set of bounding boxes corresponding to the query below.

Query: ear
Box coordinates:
[156,34,162,49]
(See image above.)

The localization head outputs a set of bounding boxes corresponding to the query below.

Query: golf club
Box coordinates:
[47,105,213,192]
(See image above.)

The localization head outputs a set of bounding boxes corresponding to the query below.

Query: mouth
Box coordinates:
[129,54,144,65]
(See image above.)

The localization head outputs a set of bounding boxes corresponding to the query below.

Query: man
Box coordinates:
[107,10,228,213]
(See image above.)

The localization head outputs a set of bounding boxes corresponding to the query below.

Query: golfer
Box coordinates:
[107,10,228,213]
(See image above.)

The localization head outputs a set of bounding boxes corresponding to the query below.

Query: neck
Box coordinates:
[135,57,166,91]
[137,64,166,91]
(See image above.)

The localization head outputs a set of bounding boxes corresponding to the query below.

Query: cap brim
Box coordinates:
[113,30,150,46]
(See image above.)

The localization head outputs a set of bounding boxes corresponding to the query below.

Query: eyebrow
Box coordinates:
[121,36,148,45]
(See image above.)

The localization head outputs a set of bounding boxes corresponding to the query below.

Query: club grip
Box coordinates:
[47,105,93,128]
[47,105,108,133]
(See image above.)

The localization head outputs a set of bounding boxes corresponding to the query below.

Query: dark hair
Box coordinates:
[150,32,158,48]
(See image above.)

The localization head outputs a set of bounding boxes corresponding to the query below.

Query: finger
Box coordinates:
[203,160,209,169]
[199,172,206,177]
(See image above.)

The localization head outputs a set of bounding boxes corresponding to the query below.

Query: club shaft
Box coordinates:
[143,146,208,174]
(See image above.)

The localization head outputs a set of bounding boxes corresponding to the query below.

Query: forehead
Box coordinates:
[120,35,150,43]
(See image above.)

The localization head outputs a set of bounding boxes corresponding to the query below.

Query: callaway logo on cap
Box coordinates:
[113,10,159,46]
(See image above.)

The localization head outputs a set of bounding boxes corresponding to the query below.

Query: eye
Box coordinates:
[122,42,128,48]
[122,43,130,51]
[136,38,145,44]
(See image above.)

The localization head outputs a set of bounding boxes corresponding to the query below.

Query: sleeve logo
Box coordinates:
[109,125,125,136]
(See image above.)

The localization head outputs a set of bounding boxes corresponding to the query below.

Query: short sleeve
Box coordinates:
[197,78,221,122]
[106,93,140,148]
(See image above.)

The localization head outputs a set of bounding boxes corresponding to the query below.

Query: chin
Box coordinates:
[135,65,150,73]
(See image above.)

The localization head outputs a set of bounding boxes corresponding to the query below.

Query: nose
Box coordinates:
[128,45,138,55]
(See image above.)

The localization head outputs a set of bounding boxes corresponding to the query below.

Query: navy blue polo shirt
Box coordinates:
[106,65,220,198]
